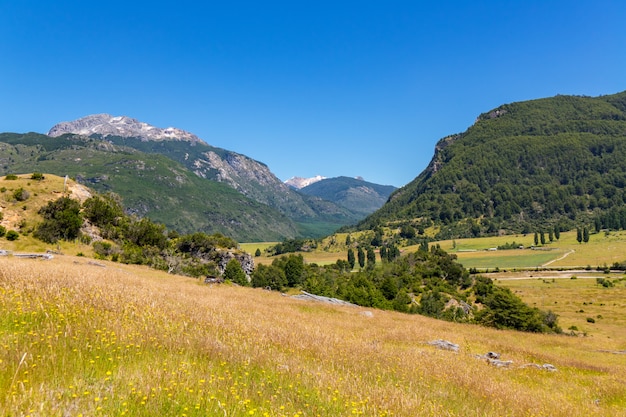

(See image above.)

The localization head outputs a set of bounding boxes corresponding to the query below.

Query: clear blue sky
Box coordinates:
[2,1,626,187]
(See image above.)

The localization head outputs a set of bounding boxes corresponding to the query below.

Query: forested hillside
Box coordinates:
[357,91,626,238]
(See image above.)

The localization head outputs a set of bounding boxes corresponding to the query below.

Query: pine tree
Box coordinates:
[576,227,582,244]
[583,226,590,243]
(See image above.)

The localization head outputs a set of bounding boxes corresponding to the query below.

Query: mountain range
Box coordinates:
[0,115,395,241]
[4,90,626,243]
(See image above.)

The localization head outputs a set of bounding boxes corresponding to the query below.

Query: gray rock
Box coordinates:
[427,339,460,352]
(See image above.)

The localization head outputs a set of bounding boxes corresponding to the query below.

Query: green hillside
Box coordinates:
[0,133,298,241]
[356,91,626,239]
[97,135,362,232]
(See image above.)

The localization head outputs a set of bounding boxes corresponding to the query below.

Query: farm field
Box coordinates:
[1,255,625,416]
[245,230,626,271]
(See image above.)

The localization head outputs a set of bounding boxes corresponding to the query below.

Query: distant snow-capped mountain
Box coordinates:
[48,114,204,144]
[285,175,327,189]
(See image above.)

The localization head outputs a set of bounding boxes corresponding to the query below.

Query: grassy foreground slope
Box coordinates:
[1,257,625,416]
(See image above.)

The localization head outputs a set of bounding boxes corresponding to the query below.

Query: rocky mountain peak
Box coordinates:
[48,114,204,144]
[285,175,326,189]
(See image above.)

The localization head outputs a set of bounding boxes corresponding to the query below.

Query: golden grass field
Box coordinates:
[1,255,625,416]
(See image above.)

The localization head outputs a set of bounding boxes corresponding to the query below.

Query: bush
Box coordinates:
[223,258,248,286]
[34,197,82,243]
[31,172,45,180]
[13,188,30,201]
[586,317,595,323]
[6,230,19,241]
[0,226,6,237]
[4,174,18,180]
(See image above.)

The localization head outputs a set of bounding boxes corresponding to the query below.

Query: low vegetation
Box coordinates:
[1,257,624,416]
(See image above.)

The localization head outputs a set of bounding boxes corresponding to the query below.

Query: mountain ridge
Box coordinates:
[49,114,204,144]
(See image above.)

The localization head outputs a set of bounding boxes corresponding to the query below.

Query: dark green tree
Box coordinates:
[357,247,365,268]
[554,225,560,240]
[576,227,583,243]
[255,248,261,257]
[366,247,376,268]
[534,232,539,246]
[251,264,287,290]
[224,258,248,286]
[34,197,82,243]
[379,246,387,261]
[540,231,546,245]
[583,226,590,243]
[347,248,355,269]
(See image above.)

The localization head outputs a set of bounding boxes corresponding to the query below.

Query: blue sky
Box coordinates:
[2,1,626,187]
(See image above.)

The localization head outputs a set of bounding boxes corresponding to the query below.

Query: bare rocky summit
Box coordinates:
[48,114,204,144]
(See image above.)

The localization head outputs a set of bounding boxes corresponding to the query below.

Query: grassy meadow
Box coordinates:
[243,230,626,271]
[1,255,625,416]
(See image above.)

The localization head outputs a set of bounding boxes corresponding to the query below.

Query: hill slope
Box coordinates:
[357,91,626,238]
[0,133,298,241]
[1,257,624,416]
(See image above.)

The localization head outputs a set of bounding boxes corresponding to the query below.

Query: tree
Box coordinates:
[34,197,82,243]
[548,229,554,242]
[357,247,365,268]
[554,225,560,240]
[540,231,546,245]
[272,254,305,287]
[345,234,351,246]
[254,248,261,257]
[366,247,376,268]
[576,227,583,244]
[251,264,287,290]
[224,258,248,286]
[583,226,590,243]
[379,246,387,261]
[347,248,355,269]
[534,232,539,246]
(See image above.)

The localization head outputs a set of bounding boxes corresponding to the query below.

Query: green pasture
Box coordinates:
[454,249,561,269]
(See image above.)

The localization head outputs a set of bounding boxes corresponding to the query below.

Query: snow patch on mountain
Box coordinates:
[285,175,326,189]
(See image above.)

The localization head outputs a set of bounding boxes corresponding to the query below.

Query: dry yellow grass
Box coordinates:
[1,255,625,416]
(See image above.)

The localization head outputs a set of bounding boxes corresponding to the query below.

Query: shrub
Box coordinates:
[31,172,45,180]
[4,174,18,180]
[0,226,6,237]
[6,230,19,241]
[13,188,30,201]
[34,197,82,243]
[586,317,595,323]
[223,258,248,286]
